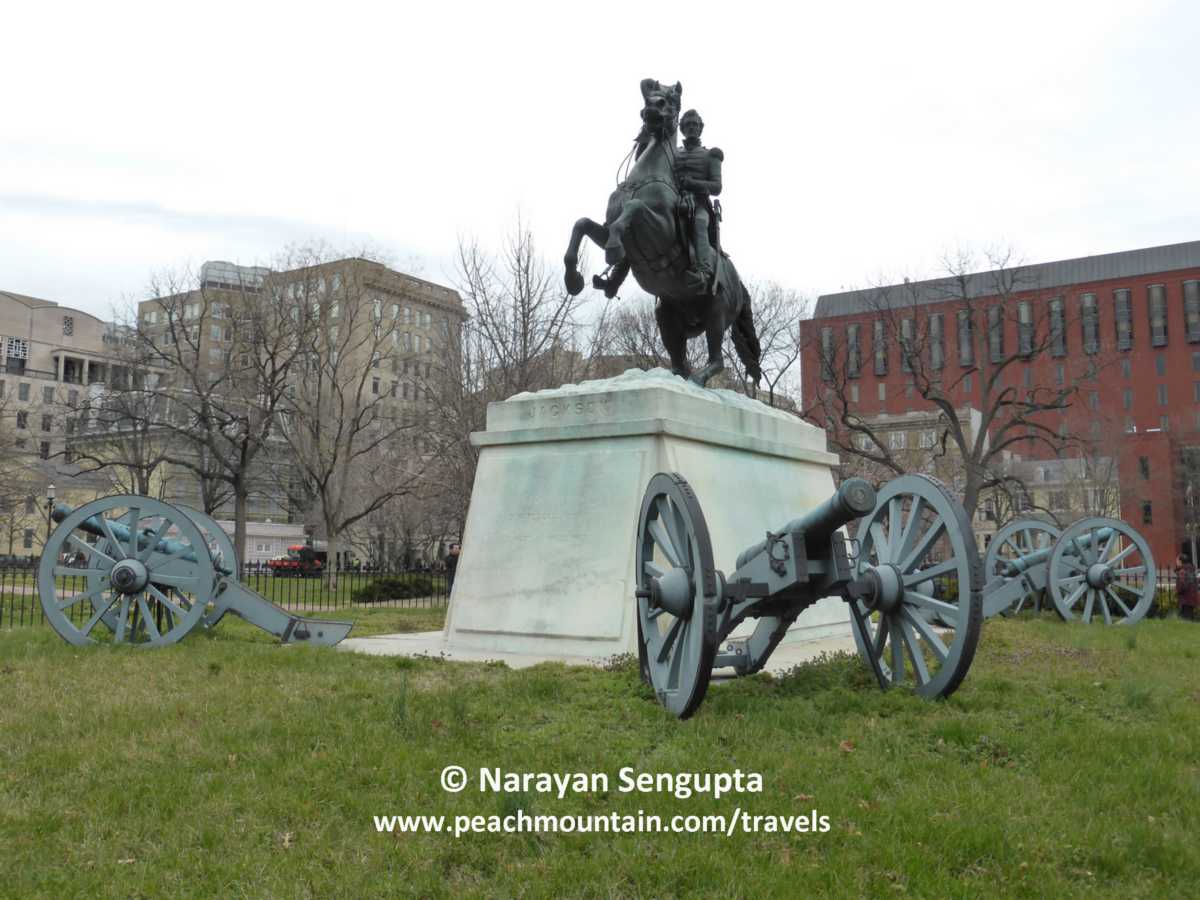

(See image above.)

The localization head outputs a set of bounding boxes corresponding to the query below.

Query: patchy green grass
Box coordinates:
[2,615,1199,898]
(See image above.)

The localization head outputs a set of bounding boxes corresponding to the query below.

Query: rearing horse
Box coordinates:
[563,78,762,391]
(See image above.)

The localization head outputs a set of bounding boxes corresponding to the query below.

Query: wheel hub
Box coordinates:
[110,559,149,594]
[1086,562,1114,589]
[864,564,905,613]
[649,567,694,618]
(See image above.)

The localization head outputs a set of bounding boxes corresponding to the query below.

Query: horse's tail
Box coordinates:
[731,282,763,384]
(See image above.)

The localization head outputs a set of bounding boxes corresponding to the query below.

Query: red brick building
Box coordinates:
[801,240,1200,565]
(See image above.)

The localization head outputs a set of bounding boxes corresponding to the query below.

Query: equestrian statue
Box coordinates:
[563,78,762,391]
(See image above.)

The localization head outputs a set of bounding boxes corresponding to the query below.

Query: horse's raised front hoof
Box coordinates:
[564,270,584,296]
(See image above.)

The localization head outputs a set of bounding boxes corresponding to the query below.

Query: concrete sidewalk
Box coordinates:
[339,629,860,678]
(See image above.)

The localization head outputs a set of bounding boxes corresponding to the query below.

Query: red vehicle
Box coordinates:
[267,544,327,577]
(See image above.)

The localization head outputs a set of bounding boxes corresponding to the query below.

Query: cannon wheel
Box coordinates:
[849,474,983,699]
[984,518,1061,617]
[635,473,718,719]
[39,496,216,647]
[1048,517,1156,625]
[89,504,237,633]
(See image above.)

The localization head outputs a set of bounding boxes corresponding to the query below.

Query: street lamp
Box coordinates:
[45,483,55,553]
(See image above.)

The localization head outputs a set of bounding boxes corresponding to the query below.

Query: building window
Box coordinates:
[39,441,49,460]
[877,382,886,401]
[900,318,914,372]
[919,429,936,449]
[889,431,907,450]
[23,529,33,550]
[1161,415,1171,431]
[1122,358,1133,378]
[988,306,1003,363]
[372,377,380,395]
[820,327,834,382]
[849,383,859,402]
[1139,456,1150,479]
[873,320,888,375]
[1142,501,1153,525]
[1123,388,1133,410]
[41,415,52,432]
[957,309,974,366]
[846,324,861,378]
[1185,280,1200,343]
[1018,301,1033,355]
[1055,364,1065,386]
[1114,289,1133,350]
[1158,384,1168,406]
[1049,298,1066,356]
[1080,293,1098,353]
[16,411,28,429]
[24,496,34,514]
[1195,381,1200,403]
[68,389,78,407]
[1148,284,1168,346]
[1023,366,1032,387]
[962,373,972,393]
[1088,390,1099,410]
[42,386,54,404]
[929,314,944,370]
[18,382,29,401]
[1155,355,1166,377]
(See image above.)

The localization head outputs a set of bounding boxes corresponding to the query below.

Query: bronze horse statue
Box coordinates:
[563,78,762,391]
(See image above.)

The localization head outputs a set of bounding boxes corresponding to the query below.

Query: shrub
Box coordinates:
[352,575,435,603]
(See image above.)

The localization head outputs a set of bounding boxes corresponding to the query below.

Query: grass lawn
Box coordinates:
[2,612,1199,898]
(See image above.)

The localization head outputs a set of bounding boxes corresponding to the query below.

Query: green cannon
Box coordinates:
[634,473,984,718]
[39,494,352,648]
[980,516,1156,624]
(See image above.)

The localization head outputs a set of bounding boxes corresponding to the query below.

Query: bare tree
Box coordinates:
[723,281,807,407]
[803,248,1103,516]
[424,221,613,529]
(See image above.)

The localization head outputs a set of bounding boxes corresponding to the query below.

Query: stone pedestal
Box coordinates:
[443,369,849,661]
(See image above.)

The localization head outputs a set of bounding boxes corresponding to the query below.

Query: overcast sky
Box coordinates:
[3,1,1198,320]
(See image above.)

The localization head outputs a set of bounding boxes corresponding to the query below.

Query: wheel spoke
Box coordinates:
[900,518,946,573]
[124,507,142,558]
[80,594,118,636]
[1058,573,1086,585]
[871,616,887,660]
[113,596,131,642]
[648,518,682,569]
[138,516,173,563]
[1105,587,1132,617]
[137,595,161,641]
[147,573,201,593]
[666,621,689,689]
[895,496,926,566]
[1082,590,1095,623]
[66,534,117,567]
[1109,543,1136,566]
[1099,591,1112,625]
[1113,565,1146,577]
[887,498,902,559]
[148,585,188,622]
[903,558,958,586]
[58,586,107,611]
[657,616,685,664]
[889,616,905,684]
[53,566,110,578]
[1063,582,1087,610]
[904,590,959,621]
[1096,531,1115,564]
[656,497,685,564]
[97,518,128,561]
[1071,535,1094,566]
[899,620,931,685]
[869,522,890,564]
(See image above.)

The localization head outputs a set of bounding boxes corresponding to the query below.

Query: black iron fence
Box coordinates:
[0,563,450,631]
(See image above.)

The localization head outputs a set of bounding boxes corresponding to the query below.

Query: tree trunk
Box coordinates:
[234,487,248,573]
[324,526,339,591]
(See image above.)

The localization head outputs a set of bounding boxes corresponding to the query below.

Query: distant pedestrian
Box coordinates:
[1178,555,1198,621]
[445,542,461,594]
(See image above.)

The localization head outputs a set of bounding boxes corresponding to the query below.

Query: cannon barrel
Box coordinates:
[1001,526,1114,577]
[735,478,876,570]
[51,503,230,575]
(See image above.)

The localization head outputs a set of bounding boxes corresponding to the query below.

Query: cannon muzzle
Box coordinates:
[735,478,876,570]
